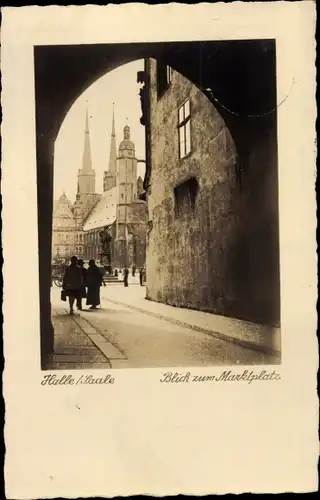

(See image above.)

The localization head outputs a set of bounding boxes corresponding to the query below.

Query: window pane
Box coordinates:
[179,126,184,144]
[179,127,185,157]
[185,120,191,154]
[180,140,186,158]
[166,66,171,83]
[184,99,190,118]
[178,106,184,125]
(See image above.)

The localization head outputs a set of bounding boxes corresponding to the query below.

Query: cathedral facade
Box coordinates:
[52,108,147,270]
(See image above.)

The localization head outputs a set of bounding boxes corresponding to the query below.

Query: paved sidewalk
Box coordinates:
[48,306,110,369]
[100,285,281,357]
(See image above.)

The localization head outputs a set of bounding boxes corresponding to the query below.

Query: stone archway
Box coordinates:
[35,40,280,367]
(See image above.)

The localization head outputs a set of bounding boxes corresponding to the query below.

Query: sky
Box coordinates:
[54,59,146,202]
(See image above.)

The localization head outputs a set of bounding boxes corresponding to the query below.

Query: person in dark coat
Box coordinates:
[123,267,129,287]
[86,259,102,309]
[132,265,136,277]
[139,267,144,286]
[62,255,83,315]
[76,259,87,310]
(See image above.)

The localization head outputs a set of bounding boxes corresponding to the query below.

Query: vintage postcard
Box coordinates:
[2,2,318,497]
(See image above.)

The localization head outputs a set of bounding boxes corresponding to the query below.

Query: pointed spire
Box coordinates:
[108,103,117,176]
[82,107,93,172]
[85,108,90,134]
[111,103,115,136]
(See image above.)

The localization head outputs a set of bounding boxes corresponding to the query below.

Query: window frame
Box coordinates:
[156,62,173,99]
[178,99,192,159]
[166,65,173,84]
[174,177,199,218]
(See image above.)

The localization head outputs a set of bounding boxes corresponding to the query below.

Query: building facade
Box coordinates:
[52,111,101,261]
[53,109,147,268]
[143,58,280,327]
[52,192,76,260]
[82,119,148,269]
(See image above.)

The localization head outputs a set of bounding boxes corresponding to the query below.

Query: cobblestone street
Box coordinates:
[50,284,280,369]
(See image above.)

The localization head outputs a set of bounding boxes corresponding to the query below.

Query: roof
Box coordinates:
[82,187,117,231]
[119,139,135,150]
[53,192,74,216]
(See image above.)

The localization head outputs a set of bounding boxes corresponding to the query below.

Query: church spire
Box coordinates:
[77,107,96,195]
[82,108,93,172]
[108,103,117,176]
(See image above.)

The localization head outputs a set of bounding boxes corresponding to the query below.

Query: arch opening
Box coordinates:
[35,40,280,369]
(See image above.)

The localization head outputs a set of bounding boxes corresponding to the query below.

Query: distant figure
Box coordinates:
[62,256,83,315]
[139,267,144,286]
[143,266,146,285]
[123,267,129,287]
[132,265,136,277]
[100,266,106,286]
[76,259,87,310]
[86,259,102,310]
[114,268,118,277]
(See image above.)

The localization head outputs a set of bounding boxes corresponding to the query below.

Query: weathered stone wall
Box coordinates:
[146,59,239,315]
[146,59,280,326]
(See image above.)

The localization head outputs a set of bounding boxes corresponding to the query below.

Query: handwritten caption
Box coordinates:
[160,369,281,384]
[41,374,115,386]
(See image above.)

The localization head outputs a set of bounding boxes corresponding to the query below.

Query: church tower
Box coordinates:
[116,123,138,205]
[74,109,100,230]
[103,104,117,192]
[77,109,96,195]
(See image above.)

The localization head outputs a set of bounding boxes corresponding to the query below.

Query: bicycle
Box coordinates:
[53,277,63,287]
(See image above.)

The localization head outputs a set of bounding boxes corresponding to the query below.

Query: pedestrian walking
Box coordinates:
[139,267,144,286]
[100,266,106,287]
[62,255,83,315]
[76,259,87,310]
[143,266,146,284]
[123,267,129,287]
[86,259,102,310]
[132,264,136,277]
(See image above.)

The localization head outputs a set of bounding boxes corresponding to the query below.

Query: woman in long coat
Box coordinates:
[86,259,102,309]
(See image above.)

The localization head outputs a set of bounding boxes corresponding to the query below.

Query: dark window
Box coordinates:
[178,100,191,158]
[157,62,172,99]
[174,177,199,217]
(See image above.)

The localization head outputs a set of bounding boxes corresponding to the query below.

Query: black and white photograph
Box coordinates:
[3,4,318,498]
[35,39,282,370]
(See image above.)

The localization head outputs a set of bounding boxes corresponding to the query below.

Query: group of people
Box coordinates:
[111,266,146,287]
[62,256,102,315]
[61,257,147,314]
[120,266,146,287]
